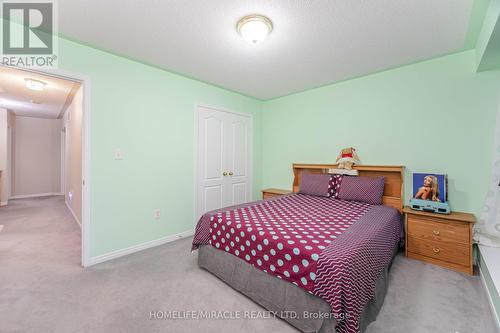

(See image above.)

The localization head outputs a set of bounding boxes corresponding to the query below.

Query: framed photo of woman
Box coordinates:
[412,173,447,202]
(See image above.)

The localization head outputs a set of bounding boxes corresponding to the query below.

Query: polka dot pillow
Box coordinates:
[328,174,344,199]
[338,176,386,205]
[299,173,332,197]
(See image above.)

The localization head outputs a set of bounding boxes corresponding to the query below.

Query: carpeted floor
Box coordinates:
[0,196,498,333]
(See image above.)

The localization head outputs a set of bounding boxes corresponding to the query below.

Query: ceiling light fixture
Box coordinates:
[25,78,46,91]
[237,14,273,45]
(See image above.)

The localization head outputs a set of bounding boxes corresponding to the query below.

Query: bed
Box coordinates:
[192,164,405,333]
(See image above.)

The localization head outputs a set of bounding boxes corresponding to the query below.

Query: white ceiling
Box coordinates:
[59,0,476,100]
[0,67,78,118]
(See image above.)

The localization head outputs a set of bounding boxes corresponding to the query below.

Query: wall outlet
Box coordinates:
[154,209,161,220]
[114,149,123,160]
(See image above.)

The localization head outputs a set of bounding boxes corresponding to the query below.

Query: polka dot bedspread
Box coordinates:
[192,193,402,333]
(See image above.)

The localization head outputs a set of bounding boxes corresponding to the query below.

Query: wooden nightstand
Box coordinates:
[403,206,476,275]
[262,188,292,200]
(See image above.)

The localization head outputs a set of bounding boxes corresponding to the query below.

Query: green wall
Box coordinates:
[476,0,500,70]
[56,38,262,257]
[261,50,500,217]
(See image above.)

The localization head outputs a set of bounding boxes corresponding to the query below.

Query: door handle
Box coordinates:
[223,172,228,176]
[229,172,234,176]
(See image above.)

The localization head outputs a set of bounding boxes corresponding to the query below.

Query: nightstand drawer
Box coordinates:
[403,206,475,275]
[407,236,469,266]
[407,216,469,244]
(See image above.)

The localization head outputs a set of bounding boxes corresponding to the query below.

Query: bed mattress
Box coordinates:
[192,194,402,333]
[198,243,397,333]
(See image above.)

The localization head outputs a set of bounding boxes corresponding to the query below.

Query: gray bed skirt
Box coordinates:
[198,245,398,333]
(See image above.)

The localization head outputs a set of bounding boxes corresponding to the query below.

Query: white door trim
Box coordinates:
[0,64,92,267]
[194,104,253,225]
[60,129,65,195]
[6,126,12,201]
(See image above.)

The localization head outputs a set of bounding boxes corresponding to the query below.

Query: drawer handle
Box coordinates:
[432,247,440,253]
[432,230,440,235]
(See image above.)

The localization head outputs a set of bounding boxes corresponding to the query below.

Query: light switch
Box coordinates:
[114,149,123,160]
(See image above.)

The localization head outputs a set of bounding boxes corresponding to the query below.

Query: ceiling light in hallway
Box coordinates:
[25,78,46,91]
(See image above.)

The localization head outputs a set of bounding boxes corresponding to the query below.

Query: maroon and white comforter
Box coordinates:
[192,194,402,333]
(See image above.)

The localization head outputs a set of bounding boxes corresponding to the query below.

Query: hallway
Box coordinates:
[0,196,80,265]
[0,196,81,331]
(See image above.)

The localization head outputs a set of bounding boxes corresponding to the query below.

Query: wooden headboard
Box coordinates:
[292,164,405,212]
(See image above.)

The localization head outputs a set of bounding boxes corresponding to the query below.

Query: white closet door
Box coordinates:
[197,106,252,220]
[225,113,251,206]
[197,106,227,218]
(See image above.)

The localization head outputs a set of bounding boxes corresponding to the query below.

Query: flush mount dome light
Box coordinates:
[237,14,273,45]
[25,78,46,91]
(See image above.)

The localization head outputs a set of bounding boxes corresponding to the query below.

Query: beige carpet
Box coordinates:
[0,196,497,333]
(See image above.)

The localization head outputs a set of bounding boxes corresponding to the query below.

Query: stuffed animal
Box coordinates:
[336,147,360,170]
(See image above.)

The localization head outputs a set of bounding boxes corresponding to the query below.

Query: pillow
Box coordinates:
[338,176,385,205]
[299,173,332,197]
[328,174,344,199]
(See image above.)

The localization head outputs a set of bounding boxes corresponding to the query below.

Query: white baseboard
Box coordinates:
[479,264,500,331]
[65,200,81,228]
[88,229,195,266]
[0,201,7,206]
[10,192,64,200]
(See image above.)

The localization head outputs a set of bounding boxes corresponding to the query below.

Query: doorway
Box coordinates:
[0,64,91,266]
[196,105,253,221]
